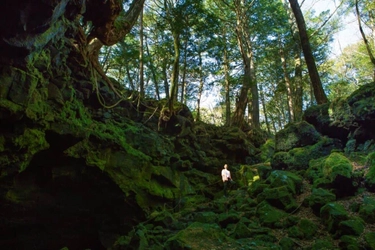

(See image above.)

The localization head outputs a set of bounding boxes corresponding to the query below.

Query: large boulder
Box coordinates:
[306,152,358,198]
[274,121,321,152]
[271,137,342,171]
[320,202,349,234]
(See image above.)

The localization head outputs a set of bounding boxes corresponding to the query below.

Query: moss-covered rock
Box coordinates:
[358,196,375,223]
[337,217,365,237]
[310,238,335,250]
[257,186,297,212]
[307,152,357,198]
[259,139,275,162]
[364,152,375,192]
[193,211,218,224]
[339,235,361,250]
[256,201,288,227]
[364,232,375,250]
[320,202,349,234]
[279,237,298,250]
[304,188,336,215]
[272,137,342,171]
[266,170,303,195]
[165,222,230,250]
[275,121,321,152]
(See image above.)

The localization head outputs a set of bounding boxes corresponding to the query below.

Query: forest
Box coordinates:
[0,0,375,249]
[94,0,375,132]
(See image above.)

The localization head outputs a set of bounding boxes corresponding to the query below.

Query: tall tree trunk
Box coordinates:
[259,84,271,135]
[196,51,204,122]
[232,0,258,128]
[250,57,260,128]
[223,36,231,126]
[168,31,180,112]
[293,50,303,121]
[145,36,160,100]
[288,0,328,104]
[138,7,144,108]
[162,61,169,99]
[282,0,303,121]
[355,0,375,81]
[180,38,188,103]
[279,39,294,122]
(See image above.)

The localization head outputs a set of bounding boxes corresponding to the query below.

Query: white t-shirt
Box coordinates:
[221,169,231,182]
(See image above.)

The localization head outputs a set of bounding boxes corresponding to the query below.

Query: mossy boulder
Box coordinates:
[287,219,318,240]
[322,152,353,180]
[339,235,361,250]
[265,170,303,195]
[248,181,269,198]
[193,212,218,224]
[279,237,298,250]
[347,83,375,122]
[259,139,275,162]
[337,217,365,237]
[364,152,375,192]
[218,212,241,228]
[256,201,288,227]
[275,121,320,152]
[304,188,336,215]
[274,121,321,152]
[364,232,375,250]
[320,202,349,234]
[358,196,375,223]
[303,102,349,141]
[165,222,230,250]
[231,221,252,239]
[272,137,342,171]
[307,152,357,198]
[310,238,335,250]
[257,186,297,212]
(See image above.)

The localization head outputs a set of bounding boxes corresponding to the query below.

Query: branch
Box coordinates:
[310,1,343,38]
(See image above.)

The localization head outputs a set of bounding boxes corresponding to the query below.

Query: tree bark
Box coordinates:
[279,39,294,122]
[288,0,328,104]
[138,7,145,108]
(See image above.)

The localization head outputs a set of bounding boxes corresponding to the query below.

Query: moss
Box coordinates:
[259,139,275,162]
[238,164,260,187]
[364,152,375,191]
[337,217,365,237]
[304,188,336,215]
[320,202,349,233]
[364,232,375,250]
[13,128,49,172]
[0,99,24,115]
[322,152,353,180]
[275,121,321,152]
[165,222,230,249]
[256,201,288,227]
[311,238,335,250]
[266,170,303,195]
[329,97,356,129]
[359,196,375,223]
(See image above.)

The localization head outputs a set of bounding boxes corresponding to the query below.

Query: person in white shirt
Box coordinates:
[221,164,232,197]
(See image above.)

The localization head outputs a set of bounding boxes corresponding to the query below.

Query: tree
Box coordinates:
[355,0,375,81]
[288,0,329,104]
[84,0,146,102]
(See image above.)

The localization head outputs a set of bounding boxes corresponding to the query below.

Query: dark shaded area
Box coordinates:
[0,133,145,249]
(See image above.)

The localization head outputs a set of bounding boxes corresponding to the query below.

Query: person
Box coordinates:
[221,164,232,197]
